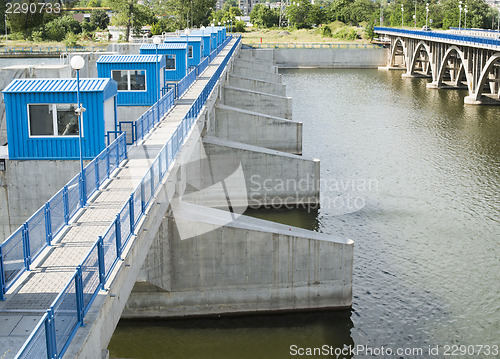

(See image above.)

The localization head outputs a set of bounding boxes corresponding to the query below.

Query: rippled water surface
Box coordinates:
[108,69,500,358]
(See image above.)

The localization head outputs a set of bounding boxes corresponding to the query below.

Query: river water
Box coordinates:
[108,69,500,358]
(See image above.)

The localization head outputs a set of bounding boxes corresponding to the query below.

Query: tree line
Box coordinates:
[249,0,497,31]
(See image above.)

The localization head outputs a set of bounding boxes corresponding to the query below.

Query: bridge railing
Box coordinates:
[248,43,383,49]
[0,132,127,301]
[13,34,240,359]
[374,27,500,48]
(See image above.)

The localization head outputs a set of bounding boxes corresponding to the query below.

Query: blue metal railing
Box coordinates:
[0,133,127,301]
[13,34,240,359]
[1,46,107,54]
[374,27,500,48]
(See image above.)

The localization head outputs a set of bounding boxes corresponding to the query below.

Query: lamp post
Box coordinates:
[464,5,468,30]
[380,3,383,27]
[414,0,417,28]
[458,1,462,30]
[70,55,86,207]
[426,3,429,28]
[153,36,161,101]
[401,4,404,27]
[230,19,233,33]
[4,14,7,45]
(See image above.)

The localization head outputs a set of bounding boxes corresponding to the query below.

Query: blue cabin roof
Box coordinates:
[97,54,165,66]
[3,78,116,96]
[140,43,187,51]
[165,37,202,43]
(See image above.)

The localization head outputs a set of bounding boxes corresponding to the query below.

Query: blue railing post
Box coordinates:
[97,236,105,289]
[140,182,145,214]
[22,223,31,271]
[95,159,100,191]
[150,168,155,195]
[106,148,110,179]
[115,215,122,259]
[115,143,120,170]
[0,246,6,301]
[79,171,87,208]
[63,186,69,225]
[45,308,57,359]
[45,203,52,246]
[128,195,134,235]
[75,266,85,326]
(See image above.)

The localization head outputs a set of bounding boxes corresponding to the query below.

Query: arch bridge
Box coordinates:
[375,27,500,105]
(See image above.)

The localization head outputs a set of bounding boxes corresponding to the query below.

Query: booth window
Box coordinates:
[112,70,146,91]
[188,46,193,58]
[28,104,79,137]
[166,55,176,70]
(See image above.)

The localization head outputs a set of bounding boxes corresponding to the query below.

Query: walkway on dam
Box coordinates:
[0,38,237,358]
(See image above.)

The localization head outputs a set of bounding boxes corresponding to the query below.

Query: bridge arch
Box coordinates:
[436,46,472,94]
[409,41,434,78]
[472,52,500,101]
[389,37,408,68]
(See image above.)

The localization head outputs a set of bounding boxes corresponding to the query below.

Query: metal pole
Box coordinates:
[76,70,84,176]
[458,1,462,30]
[414,1,417,28]
[155,44,159,101]
[426,4,429,28]
[401,5,404,28]
[4,14,7,45]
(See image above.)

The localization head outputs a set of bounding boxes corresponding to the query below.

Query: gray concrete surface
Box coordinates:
[274,48,389,68]
[124,202,353,318]
[228,74,286,96]
[232,64,282,83]
[203,136,319,208]
[223,85,292,120]
[210,104,301,154]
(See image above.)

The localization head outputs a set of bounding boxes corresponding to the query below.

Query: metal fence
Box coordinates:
[374,27,500,48]
[13,34,240,359]
[248,43,383,49]
[0,133,127,301]
[1,46,108,54]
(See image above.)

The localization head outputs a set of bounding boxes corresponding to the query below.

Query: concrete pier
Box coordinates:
[124,202,353,318]
[209,104,301,154]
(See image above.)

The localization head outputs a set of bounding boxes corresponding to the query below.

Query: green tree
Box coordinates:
[6,0,46,37]
[90,9,110,30]
[222,0,237,12]
[44,15,82,41]
[286,0,313,28]
[106,0,154,39]
[250,4,279,28]
[165,0,216,29]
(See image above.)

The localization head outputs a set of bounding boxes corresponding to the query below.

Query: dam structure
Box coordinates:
[0,35,353,359]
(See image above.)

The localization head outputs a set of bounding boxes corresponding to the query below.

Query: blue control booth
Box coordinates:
[2,78,117,160]
[164,37,203,69]
[140,43,188,82]
[190,30,212,57]
[96,54,165,106]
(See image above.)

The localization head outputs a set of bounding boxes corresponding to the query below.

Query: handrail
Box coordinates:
[374,27,500,49]
[13,34,240,359]
[0,132,127,300]
[247,43,383,49]
[1,46,107,54]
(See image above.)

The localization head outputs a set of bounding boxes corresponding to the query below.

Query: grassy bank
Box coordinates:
[240,22,373,45]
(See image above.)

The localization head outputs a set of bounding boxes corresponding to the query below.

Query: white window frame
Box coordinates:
[188,45,193,59]
[111,69,147,92]
[27,103,82,138]
[165,55,176,71]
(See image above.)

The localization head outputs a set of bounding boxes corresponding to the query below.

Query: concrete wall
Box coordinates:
[0,160,83,240]
[273,48,389,68]
[234,58,278,74]
[210,104,301,154]
[223,86,292,120]
[124,203,353,318]
[203,136,319,208]
[240,48,275,62]
[232,64,282,83]
[228,74,286,96]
